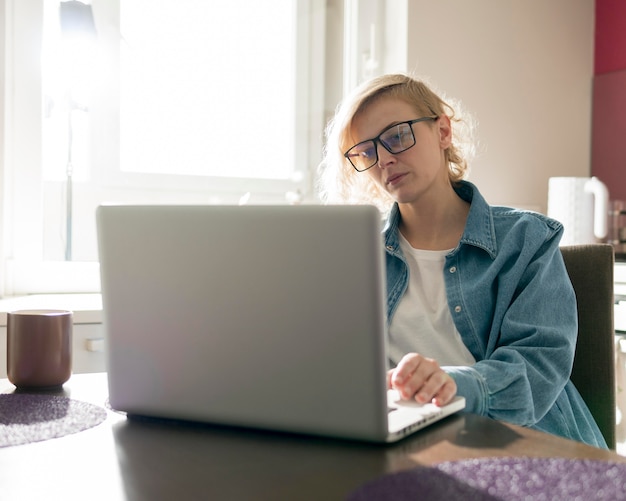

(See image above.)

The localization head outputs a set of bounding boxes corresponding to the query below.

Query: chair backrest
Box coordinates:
[560,244,616,449]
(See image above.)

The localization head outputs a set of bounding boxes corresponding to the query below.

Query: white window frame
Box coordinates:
[93,0,318,195]
[1,0,326,297]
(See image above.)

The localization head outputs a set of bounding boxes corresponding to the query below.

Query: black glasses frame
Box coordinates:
[344,116,438,172]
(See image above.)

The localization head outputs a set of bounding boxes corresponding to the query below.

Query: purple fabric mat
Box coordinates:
[0,394,107,448]
[347,457,626,500]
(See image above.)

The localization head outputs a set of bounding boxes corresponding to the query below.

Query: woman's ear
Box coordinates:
[438,115,452,149]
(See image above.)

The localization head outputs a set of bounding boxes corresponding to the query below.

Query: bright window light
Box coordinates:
[119,1,296,180]
[5,0,327,294]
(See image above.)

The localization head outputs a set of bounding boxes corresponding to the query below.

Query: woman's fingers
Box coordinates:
[388,353,457,406]
[418,370,457,406]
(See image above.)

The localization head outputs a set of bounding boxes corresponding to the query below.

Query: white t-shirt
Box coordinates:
[388,233,476,367]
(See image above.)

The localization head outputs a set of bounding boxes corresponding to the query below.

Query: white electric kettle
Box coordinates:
[547,177,609,246]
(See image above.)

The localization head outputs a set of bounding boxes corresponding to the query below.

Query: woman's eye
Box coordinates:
[386,135,402,148]
[361,147,375,159]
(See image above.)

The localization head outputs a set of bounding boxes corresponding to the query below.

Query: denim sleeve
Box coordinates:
[444,218,578,427]
[442,365,490,415]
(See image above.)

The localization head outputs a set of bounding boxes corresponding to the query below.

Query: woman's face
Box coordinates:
[348,96,451,206]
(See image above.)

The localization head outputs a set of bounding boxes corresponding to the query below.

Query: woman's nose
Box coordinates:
[377,144,395,169]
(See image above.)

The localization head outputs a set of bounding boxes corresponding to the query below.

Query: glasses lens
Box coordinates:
[380,123,415,154]
[346,141,377,171]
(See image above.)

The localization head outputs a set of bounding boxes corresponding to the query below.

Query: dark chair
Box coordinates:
[561,244,616,449]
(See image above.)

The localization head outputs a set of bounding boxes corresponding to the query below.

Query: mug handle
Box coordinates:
[585,176,609,239]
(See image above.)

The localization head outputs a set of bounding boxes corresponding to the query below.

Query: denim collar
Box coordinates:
[382,180,498,259]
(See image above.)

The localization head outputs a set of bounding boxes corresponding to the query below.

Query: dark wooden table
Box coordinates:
[1,373,624,500]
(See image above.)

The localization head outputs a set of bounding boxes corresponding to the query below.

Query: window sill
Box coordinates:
[0,294,102,327]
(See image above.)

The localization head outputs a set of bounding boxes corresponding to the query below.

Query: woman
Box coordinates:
[318,73,607,448]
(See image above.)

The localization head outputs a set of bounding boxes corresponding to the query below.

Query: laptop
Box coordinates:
[96,204,465,443]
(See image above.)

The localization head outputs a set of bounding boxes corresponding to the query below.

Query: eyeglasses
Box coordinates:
[344,116,438,172]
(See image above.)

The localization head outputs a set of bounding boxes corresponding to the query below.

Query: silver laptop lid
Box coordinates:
[97,204,391,441]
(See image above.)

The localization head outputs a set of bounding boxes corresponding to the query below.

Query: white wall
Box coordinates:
[400,0,595,213]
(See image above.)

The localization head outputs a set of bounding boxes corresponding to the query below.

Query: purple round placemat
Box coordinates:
[347,465,500,500]
[347,457,626,500]
[0,394,107,448]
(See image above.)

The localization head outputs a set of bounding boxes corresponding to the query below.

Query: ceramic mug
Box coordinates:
[6,309,73,388]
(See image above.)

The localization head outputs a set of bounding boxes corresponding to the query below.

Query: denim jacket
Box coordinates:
[383,181,607,448]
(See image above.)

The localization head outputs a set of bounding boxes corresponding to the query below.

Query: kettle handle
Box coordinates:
[584,177,609,239]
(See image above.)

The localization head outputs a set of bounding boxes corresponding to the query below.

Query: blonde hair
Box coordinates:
[317,74,477,212]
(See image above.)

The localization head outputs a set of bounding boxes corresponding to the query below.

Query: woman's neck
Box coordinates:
[398,187,470,251]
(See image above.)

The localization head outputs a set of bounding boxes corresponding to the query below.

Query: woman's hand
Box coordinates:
[387,353,457,406]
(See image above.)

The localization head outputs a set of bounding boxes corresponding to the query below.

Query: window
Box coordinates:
[2,0,326,295]
[2,0,392,297]
[117,1,298,181]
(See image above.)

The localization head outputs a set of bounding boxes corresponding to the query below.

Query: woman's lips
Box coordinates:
[386,172,407,186]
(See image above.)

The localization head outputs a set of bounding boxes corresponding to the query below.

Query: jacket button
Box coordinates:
[386,245,394,251]
[454,305,462,313]
[449,266,457,273]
